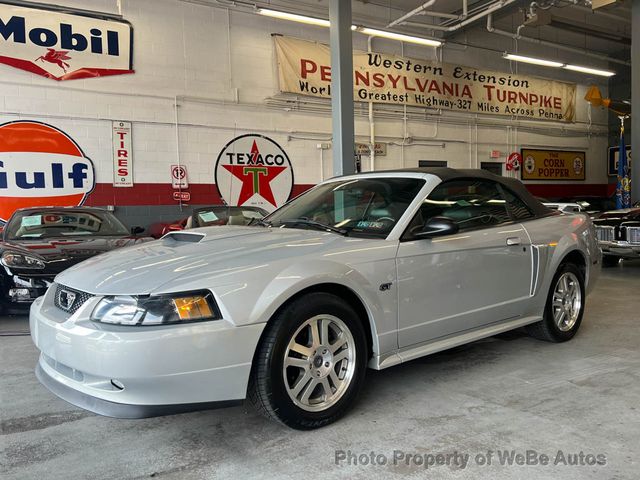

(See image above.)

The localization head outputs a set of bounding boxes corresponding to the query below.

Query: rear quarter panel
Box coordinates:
[522,213,600,316]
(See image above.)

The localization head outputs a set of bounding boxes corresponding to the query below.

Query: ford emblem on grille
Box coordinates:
[58,289,77,311]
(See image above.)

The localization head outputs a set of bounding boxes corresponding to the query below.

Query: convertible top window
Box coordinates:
[266,177,425,238]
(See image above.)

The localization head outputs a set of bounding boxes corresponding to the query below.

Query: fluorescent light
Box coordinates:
[356,27,442,47]
[256,8,442,46]
[503,53,563,68]
[258,8,330,28]
[563,64,615,77]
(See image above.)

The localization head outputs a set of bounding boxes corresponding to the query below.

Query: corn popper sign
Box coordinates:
[274,36,576,123]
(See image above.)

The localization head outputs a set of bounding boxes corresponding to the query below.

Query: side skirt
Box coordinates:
[370,315,542,370]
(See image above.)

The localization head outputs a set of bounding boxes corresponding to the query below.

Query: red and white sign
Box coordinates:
[215,134,294,213]
[490,150,502,159]
[112,121,133,187]
[506,152,522,171]
[0,3,133,81]
[171,164,189,189]
[173,191,190,202]
[0,121,95,222]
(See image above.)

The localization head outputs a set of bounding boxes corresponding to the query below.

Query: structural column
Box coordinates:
[329,0,355,176]
[632,0,640,203]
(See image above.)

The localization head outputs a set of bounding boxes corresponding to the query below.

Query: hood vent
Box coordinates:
[163,232,205,243]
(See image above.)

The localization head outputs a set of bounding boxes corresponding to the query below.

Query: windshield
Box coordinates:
[265,177,425,238]
[193,206,267,227]
[5,210,130,240]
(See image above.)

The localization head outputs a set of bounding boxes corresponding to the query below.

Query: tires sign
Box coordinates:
[0,3,133,81]
[215,134,293,212]
[0,121,95,222]
[112,121,132,187]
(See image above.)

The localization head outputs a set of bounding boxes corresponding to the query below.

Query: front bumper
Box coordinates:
[30,288,265,418]
[599,241,640,259]
[1,270,52,305]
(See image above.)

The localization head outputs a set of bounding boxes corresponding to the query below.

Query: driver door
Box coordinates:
[396,179,533,348]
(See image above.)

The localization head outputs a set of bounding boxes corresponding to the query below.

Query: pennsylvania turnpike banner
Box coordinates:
[274,36,577,123]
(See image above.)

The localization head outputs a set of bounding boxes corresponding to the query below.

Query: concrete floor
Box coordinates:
[1,264,639,480]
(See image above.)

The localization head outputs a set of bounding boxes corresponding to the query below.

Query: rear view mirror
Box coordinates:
[131,226,145,236]
[414,216,459,238]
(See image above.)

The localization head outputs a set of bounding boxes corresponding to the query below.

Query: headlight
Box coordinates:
[91,290,221,326]
[1,251,45,269]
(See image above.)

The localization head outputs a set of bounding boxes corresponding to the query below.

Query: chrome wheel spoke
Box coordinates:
[321,377,333,400]
[289,342,313,358]
[320,319,330,346]
[329,369,340,387]
[285,357,309,370]
[329,336,347,354]
[300,378,318,404]
[291,371,313,398]
[333,349,349,363]
[310,320,321,349]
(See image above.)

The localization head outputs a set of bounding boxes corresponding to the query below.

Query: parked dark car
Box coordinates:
[148,205,269,238]
[0,207,151,313]
[592,207,640,267]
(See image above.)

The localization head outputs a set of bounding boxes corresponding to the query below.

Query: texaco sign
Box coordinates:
[215,134,293,212]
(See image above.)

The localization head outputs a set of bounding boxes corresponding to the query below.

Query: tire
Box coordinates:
[526,263,585,343]
[601,255,621,267]
[248,292,368,429]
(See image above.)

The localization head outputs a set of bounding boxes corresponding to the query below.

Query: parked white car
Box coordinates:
[30,168,601,429]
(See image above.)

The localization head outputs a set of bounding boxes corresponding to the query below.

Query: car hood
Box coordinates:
[55,226,375,295]
[1,236,152,276]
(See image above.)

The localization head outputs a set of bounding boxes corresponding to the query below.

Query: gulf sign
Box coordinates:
[0,121,95,222]
[0,3,133,81]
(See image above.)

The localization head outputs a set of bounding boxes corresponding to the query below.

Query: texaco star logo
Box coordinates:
[215,134,294,212]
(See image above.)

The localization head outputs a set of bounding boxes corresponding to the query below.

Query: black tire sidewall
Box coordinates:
[265,293,368,428]
[544,263,586,341]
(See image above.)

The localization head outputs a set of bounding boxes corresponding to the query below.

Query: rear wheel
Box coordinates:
[602,255,621,267]
[248,292,367,429]
[526,263,585,342]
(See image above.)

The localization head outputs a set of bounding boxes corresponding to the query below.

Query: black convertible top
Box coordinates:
[378,167,552,217]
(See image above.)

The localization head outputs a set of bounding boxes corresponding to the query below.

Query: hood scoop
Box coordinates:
[162,231,205,243]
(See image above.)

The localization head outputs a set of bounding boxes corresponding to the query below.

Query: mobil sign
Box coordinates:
[0,121,95,222]
[0,3,133,81]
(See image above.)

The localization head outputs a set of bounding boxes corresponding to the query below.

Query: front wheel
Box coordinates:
[248,292,368,429]
[526,263,585,342]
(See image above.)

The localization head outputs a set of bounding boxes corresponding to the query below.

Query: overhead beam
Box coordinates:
[329,0,355,177]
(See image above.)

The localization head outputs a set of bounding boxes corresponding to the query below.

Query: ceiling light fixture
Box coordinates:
[504,53,616,77]
[257,8,330,28]
[257,8,442,47]
[563,64,615,77]
[355,27,442,47]
[503,53,564,68]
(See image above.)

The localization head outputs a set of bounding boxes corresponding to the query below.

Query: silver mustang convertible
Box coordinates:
[30,168,601,429]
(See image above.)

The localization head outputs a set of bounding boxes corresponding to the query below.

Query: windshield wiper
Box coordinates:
[277,218,348,236]
[248,218,272,227]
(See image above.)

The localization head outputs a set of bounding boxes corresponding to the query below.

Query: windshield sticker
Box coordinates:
[357,221,385,229]
[22,215,42,227]
[199,211,219,222]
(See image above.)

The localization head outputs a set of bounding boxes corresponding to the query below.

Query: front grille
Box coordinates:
[595,226,615,242]
[53,284,93,314]
[627,227,640,245]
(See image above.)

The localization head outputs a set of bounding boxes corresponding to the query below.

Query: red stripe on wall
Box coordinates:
[84,183,315,206]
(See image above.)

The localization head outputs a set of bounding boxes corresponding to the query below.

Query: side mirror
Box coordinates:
[414,216,459,238]
[131,226,145,236]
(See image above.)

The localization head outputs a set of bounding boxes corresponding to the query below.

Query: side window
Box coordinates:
[500,186,535,221]
[404,179,512,237]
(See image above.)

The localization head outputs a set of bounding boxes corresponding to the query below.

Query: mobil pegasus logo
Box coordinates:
[0,121,95,222]
[0,3,133,81]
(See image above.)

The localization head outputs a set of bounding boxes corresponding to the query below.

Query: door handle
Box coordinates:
[506,237,521,246]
